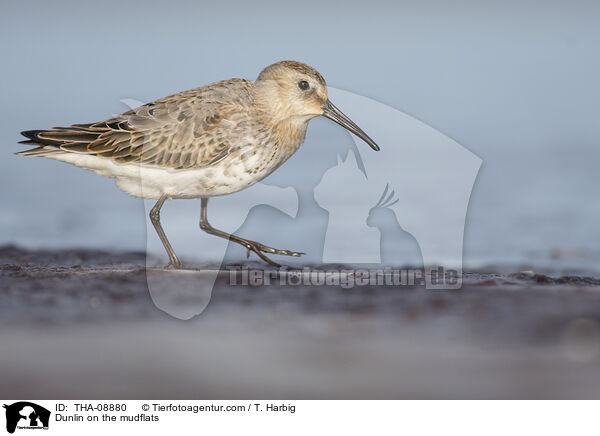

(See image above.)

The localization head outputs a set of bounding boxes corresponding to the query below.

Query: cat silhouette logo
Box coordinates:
[3,402,50,433]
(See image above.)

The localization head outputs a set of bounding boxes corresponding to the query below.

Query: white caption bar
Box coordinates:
[1,400,598,435]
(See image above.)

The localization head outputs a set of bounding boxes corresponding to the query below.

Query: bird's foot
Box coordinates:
[241,239,304,267]
[256,244,304,258]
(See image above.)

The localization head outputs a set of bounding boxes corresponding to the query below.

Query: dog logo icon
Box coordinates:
[3,402,50,434]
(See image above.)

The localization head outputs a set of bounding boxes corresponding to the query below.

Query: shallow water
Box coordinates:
[2,126,599,274]
[2,2,600,274]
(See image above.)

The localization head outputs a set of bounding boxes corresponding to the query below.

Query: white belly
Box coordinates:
[44,151,281,199]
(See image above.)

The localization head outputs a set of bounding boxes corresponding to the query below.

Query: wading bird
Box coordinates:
[19,61,379,267]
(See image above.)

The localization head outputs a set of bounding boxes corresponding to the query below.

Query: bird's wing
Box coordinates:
[19,79,257,170]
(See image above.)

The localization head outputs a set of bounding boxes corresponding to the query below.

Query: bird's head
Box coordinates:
[254,60,380,151]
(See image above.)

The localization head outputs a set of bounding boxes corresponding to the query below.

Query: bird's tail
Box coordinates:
[17,125,101,156]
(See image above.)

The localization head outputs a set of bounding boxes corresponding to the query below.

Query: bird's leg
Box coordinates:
[199,198,303,268]
[150,195,183,269]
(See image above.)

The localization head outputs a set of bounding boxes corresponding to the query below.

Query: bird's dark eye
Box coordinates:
[298,80,309,90]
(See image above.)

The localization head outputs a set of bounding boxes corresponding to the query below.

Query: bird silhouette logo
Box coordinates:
[314,87,482,288]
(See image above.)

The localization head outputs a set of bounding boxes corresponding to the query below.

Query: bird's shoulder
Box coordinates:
[117,78,255,128]
[139,78,255,113]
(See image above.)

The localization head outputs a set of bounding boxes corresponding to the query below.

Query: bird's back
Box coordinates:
[19,78,262,170]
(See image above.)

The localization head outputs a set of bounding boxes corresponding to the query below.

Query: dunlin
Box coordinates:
[19,60,379,267]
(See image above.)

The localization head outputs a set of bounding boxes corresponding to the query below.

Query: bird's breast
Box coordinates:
[180,117,309,198]
[233,116,307,171]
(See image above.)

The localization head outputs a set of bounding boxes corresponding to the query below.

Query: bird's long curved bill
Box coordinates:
[322,99,380,151]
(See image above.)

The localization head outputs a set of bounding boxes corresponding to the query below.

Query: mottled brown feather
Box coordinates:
[19,79,259,170]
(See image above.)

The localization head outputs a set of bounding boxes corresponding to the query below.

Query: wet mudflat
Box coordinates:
[2,245,600,399]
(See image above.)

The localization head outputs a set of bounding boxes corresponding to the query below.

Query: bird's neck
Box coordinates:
[272,116,310,150]
[251,81,313,151]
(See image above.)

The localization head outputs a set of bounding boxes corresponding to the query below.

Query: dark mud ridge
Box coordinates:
[2,245,600,398]
[2,244,600,329]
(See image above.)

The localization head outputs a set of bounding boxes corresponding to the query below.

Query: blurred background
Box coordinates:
[1,0,599,272]
[2,0,600,399]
